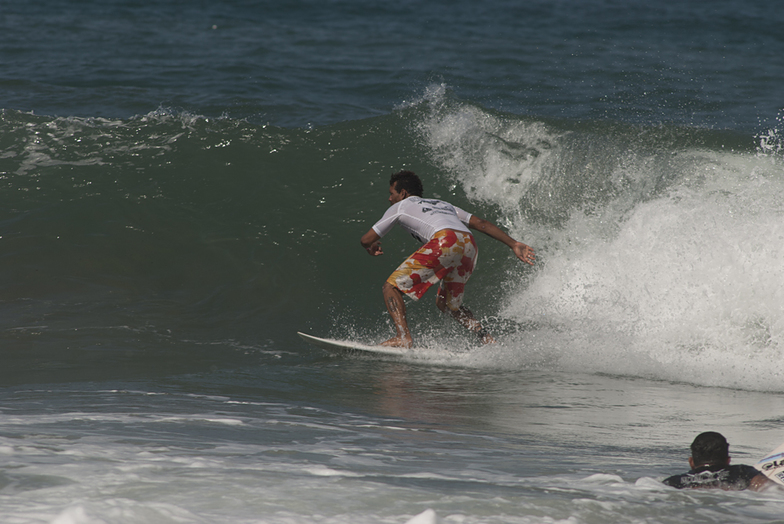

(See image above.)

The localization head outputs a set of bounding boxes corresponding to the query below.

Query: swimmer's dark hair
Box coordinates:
[691,432,730,466]
[390,170,423,197]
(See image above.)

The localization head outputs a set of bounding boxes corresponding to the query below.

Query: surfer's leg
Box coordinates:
[435,232,495,344]
[381,282,413,348]
[381,237,447,349]
[435,292,496,344]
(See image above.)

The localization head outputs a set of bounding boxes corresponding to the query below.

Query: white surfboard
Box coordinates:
[756,441,784,486]
[297,332,416,356]
[297,331,455,358]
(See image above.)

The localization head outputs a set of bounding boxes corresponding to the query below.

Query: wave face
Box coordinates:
[2,90,782,391]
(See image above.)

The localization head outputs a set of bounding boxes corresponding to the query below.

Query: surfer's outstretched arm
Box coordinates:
[468,215,535,265]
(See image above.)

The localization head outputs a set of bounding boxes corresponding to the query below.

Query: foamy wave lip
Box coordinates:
[5,109,172,177]
[756,112,784,155]
[413,84,561,214]
[136,105,221,126]
[395,82,450,111]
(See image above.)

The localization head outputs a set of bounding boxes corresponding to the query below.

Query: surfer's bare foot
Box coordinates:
[380,337,413,348]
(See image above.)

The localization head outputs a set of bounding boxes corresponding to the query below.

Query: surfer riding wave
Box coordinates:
[360,170,535,348]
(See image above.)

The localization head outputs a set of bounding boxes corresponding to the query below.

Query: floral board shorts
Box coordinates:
[386,229,478,311]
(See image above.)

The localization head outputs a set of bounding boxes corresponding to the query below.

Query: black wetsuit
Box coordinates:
[663,464,761,490]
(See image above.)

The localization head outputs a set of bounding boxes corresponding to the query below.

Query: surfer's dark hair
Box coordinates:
[691,432,730,466]
[390,170,423,197]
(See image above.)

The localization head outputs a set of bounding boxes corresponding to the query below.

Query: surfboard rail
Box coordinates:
[297,332,413,356]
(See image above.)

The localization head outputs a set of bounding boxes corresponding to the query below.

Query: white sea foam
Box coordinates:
[2,378,783,524]
[504,151,784,390]
[418,95,784,392]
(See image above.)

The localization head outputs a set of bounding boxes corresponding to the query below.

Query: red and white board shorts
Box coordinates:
[386,229,477,311]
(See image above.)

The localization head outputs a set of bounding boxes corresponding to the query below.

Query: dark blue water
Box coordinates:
[2,1,784,522]
[3,1,782,130]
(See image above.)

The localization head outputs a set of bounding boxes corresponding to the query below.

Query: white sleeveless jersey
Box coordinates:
[371,196,472,244]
